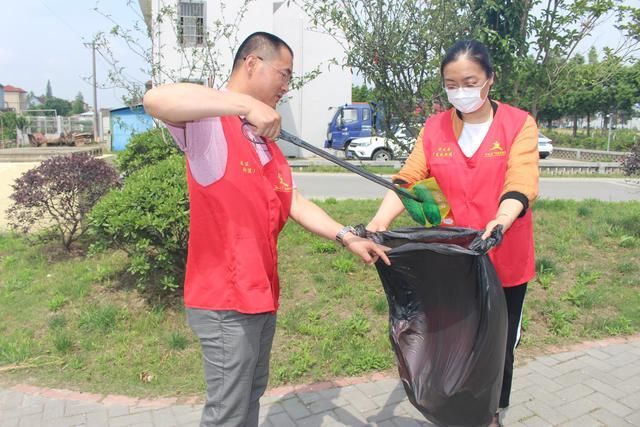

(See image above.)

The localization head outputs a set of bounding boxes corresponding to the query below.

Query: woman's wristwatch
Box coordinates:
[335,225,357,246]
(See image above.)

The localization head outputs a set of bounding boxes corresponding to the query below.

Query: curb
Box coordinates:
[6,333,640,406]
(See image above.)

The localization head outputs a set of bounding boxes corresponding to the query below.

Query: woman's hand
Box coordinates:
[481,213,513,240]
[366,220,388,232]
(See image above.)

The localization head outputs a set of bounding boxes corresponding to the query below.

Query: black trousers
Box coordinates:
[499,283,528,409]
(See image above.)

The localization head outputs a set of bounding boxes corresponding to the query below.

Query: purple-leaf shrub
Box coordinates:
[622,142,640,177]
[6,153,120,250]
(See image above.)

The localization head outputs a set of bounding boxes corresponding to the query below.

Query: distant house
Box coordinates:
[110,105,155,151]
[29,95,46,108]
[3,85,28,113]
[0,84,5,111]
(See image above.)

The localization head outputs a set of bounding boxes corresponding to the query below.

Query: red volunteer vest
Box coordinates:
[183,116,293,312]
[423,104,535,287]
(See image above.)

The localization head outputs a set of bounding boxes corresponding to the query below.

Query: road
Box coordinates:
[1,163,637,230]
[293,173,640,202]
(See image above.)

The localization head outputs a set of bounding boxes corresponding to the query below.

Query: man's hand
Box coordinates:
[245,98,282,139]
[342,233,391,266]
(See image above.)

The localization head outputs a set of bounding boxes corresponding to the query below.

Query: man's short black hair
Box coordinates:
[232,32,293,71]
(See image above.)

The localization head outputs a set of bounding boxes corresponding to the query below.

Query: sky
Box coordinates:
[1,1,637,110]
[1,0,149,109]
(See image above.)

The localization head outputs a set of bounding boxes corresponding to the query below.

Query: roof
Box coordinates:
[3,85,26,93]
[110,104,145,113]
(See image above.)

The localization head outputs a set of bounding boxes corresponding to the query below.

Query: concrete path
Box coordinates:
[1,335,639,426]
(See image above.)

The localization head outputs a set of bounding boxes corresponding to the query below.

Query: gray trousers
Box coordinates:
[187,308,277,427]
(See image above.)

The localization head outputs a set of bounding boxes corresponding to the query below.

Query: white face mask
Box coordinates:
[445,80,489,113]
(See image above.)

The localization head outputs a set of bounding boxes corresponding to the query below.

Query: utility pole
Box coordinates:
[84,41,100,142]
[607,112,613,152]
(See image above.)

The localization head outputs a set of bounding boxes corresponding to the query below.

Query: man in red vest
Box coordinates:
[143,32,389,427]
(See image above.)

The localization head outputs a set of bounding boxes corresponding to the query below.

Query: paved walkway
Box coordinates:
[1,335,639,426]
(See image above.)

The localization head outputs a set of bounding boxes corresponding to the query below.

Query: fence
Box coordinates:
[553,147,629,162]
[539,162,623,175]
[26,116,93,135]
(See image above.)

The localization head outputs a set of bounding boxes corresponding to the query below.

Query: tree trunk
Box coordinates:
[587,113,591,137]
[530,101,538,120]
[572,115,578,137]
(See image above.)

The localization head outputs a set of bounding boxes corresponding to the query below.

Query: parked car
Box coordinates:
[347,130,554,161]
[538,133,553,159]
[346,127,415,161]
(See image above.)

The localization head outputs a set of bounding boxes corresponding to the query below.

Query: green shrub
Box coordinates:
[89,155,189,295]
[116,128,180,177]
[542,128,639,152]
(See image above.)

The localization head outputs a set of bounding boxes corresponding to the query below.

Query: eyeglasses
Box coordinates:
[245,55,292,84]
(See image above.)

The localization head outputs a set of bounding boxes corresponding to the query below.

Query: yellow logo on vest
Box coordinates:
[484,141,506,158]
[434,146,453,158]
[274,172,292,192]
[240,160,257,174]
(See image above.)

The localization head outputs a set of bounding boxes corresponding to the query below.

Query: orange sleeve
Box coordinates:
[392,127,429,184]
[503,115,539,203]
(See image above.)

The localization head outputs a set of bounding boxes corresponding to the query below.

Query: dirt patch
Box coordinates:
[0,162,41,230]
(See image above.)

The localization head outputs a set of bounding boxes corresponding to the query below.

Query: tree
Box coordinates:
[352,84,378,103]
[71,92,86,115]
[301,0,639,145]
[92,0,322,159]
[520,0,639,116]
[0,112,29,143]
[588,46,599,64]
[92,1,317,105]
[470,0,534,101]
[303,0,474,147]
[42,97,72,116]
[46,80,52,98]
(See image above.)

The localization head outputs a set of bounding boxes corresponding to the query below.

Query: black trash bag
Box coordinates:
[369,226,507,427]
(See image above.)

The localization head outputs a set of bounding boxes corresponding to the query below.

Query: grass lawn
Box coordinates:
[0,198,638,399]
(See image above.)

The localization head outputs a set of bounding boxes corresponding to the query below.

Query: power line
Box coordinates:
[36,0,85,44]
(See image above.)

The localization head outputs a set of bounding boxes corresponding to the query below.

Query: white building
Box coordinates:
[138,0,352,156]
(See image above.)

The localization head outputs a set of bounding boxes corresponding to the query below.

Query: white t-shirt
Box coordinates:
[457,119,493,158]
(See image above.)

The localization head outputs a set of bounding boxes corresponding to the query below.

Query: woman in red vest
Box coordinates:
[367,39,539,427]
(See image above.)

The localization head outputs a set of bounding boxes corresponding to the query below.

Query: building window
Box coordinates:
[178,1,206,47]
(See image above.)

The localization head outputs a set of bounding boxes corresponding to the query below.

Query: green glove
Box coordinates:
[413,182,442,226]
[397,187,428,226]
[396,178,449,227]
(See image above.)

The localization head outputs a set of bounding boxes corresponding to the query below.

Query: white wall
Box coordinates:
[272,2,351,156]
[149,0,351,155]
